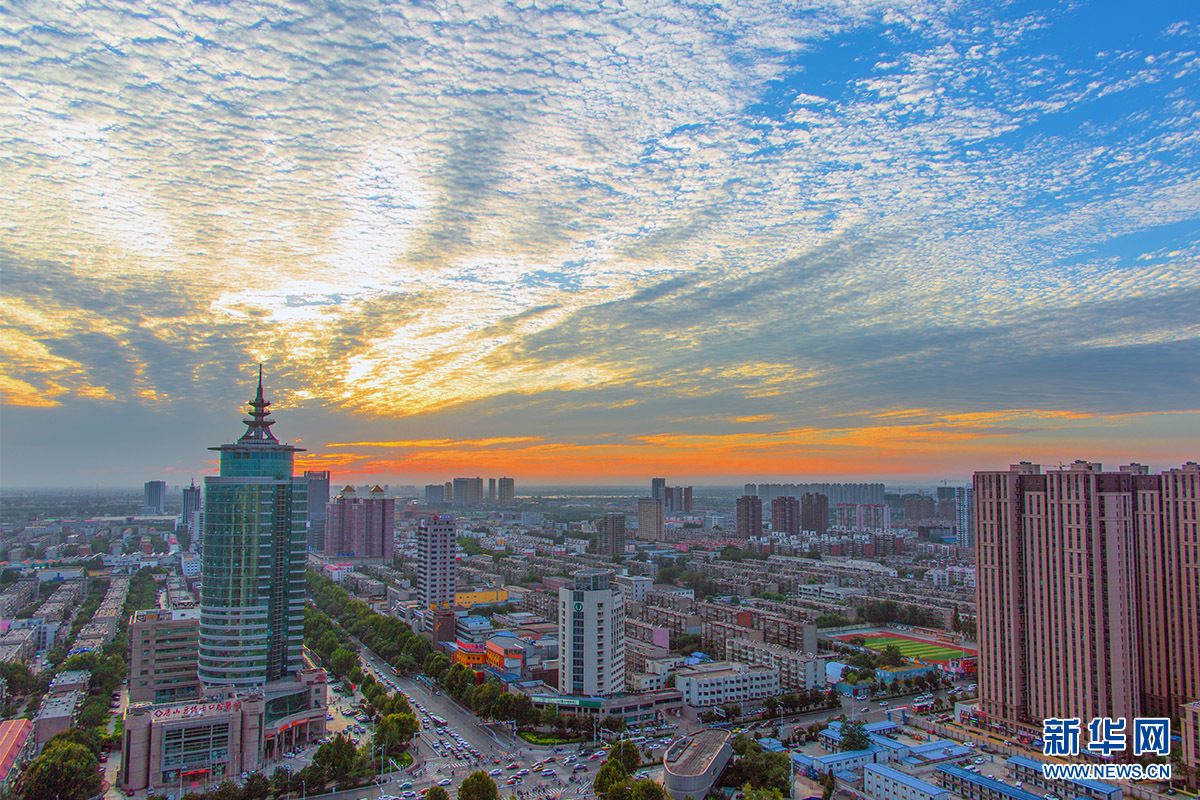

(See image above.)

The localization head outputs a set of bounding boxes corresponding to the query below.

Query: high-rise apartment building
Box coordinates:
[903,494,936,521]
[452,477,483,507]
[417,515,457,614]
[200,373,307,689]
[975,460,1200,734]
[304,470,331,551]
[488,478,496,504]
[498,477,515,506]
[664,486,693,514]
[954,486,974,547]
[596,513,626,559]
[144,481,166,515]
[834,503,890,531]
[771,496,799,536]
[558,570,625,697]
[736,495,762,538]
[425,484,445,504]
[651,478,666,501]
[324,486,395,561]
[637,497,664,541]
[801,492,829,535]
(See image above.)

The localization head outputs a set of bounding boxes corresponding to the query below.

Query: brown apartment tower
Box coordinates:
[975,460,1200,735]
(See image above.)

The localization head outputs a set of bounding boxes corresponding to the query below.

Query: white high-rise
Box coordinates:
[417,515,456,614]
[558,570,625,697]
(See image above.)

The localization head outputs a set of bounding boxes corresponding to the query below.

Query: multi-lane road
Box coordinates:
[352,647,608,800]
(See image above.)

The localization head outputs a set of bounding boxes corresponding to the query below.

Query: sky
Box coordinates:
[2,0,1199,487]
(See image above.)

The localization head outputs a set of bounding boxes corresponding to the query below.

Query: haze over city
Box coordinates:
[3,0,1199,485]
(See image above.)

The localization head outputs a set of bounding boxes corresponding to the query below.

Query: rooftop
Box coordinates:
[864,763,947,796]
[1007,755,1120,794]
[665,729,732,778]
[0,720,33,783]
[938,764,1046,800]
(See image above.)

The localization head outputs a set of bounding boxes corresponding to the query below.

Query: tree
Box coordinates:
[744,787,784,800]
[879,644,904,668]
[600,716,627,734]
[243,773,271,800]
[0,662,34,696]
[18,741,103,800]
[270,768,291,799]
[458,771,500,800]
[631,780,667,800]
[376,712,418,756]
[821,770,836,800]
[841,720,869,752]
[594,759,630,798]
[610,739,641,774]
[46,727,102,757]
[426,788,450,800]
[763,696,779,719]
[330,647,358,678]
[313,733,357,782]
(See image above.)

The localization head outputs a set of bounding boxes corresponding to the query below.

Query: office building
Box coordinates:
[596,512,626,559]
[735,495,762,538]
[425,484,445,504]
[664,486,693,514]
[129,608,201,704]
[417,515,457,615]
[638,497,664,541]
[123,372,327,794]
[801,492,829,535]
[771,496,799,536]
[304,470,331,551]
[498,477,515,506]
[144,481,166,515]
[200,372,307,689]
[324,485,395,561]
[181,481,201,534]
[651,478,666,501]
[488,478,496,504]
[975,460,1200,733]
[453,477,483,507]
[558,570,625,697]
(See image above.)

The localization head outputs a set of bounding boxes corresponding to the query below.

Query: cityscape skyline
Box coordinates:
[3,1,1200,485]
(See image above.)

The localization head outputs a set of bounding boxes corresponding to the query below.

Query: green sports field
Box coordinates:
[838,633,970,664]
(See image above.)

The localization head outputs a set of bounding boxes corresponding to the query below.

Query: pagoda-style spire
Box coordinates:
[238,364,278,443]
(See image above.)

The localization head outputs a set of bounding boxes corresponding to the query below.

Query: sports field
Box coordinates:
[834,632,973,664]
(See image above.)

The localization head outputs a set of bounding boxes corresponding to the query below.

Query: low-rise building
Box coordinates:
[724,637,824,690]
[863,763,949,800]
[663,729,733,800]
[674,661,780,710]
[936,764,1045,800]
[34,690,83,746]
[0,719,35,791]
[1005,755,1121,800]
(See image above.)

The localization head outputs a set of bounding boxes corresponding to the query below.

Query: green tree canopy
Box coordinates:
[841,720,870,752]
[594,759,630,798]
[458,771,500,800]
[631,779,668,800]
[18,741,103,800]
[609,740,641,774]
[426,787,450,800]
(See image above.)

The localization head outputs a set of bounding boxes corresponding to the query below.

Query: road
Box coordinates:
[333,644,610,800]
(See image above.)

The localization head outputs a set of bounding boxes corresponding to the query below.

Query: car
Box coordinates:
[489,769,502,776]
[573,765,589,772]
[437,779,452,787]
[1015,782,1023,789]
[974,757,986,765]
[517,769,530,776]
[878,701,889,707]
[398,783,413,791]
[401,793,417,799]
[507,763,521,770]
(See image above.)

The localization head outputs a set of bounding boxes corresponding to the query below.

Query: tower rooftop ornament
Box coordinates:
[238,364,278,443]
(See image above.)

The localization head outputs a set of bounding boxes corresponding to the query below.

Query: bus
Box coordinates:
[431,715,449,727]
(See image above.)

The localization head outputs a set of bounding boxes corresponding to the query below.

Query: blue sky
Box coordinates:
[1,0,1197,485]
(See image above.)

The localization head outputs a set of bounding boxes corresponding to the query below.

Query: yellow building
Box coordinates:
[454,588,508,607]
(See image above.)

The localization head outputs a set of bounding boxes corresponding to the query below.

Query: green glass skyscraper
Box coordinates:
[200,370,307,689]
